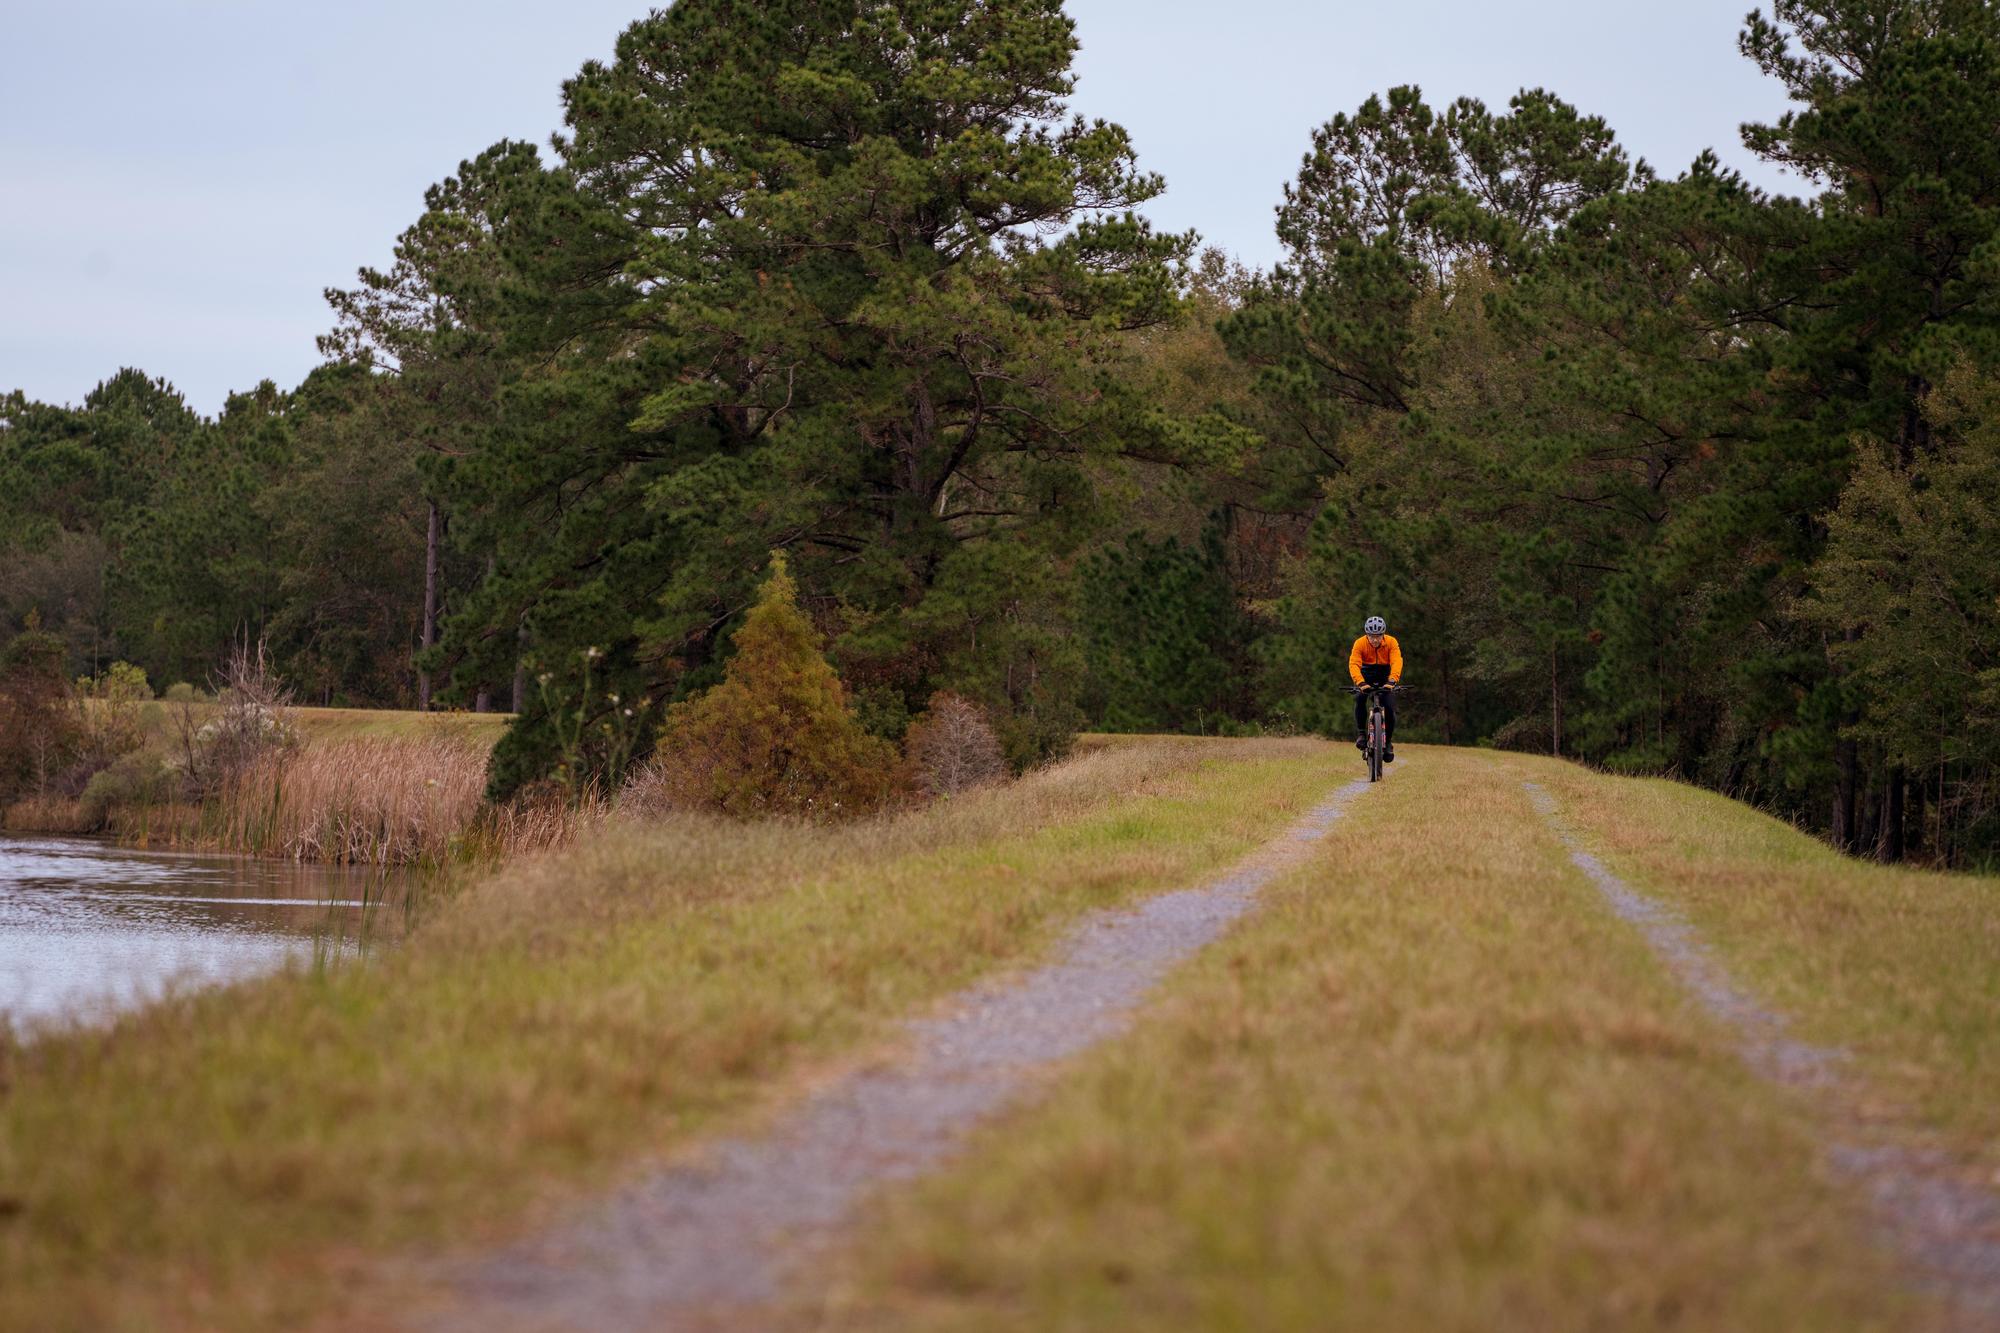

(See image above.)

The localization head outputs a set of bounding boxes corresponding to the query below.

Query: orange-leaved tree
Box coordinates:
[649,553,898,819]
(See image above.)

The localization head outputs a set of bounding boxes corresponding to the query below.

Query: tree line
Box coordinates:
[5,0,1998,864]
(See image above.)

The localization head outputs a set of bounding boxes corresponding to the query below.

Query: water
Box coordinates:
[0,834,398,1032]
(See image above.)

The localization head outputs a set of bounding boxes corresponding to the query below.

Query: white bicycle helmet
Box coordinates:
[1364,616,1387,635]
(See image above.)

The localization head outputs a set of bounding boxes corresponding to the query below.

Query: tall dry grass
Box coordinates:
[0,792,94,834]
[106,736,602,866]
[223,737,487,864]
[472,779,606,860]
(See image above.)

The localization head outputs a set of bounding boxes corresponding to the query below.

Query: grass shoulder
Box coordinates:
[795,746,1920,1331]
[0,736,1342,1332]
[1509,753,2000,1166]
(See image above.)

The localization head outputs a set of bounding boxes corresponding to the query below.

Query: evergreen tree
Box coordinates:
[650,554,899,818]
[438,0,1200,793]
[1082,515,1254,733]
[113,381,296,686]
[1739,0,2000,851]
[321,142,548,712]
[0,372,202,677]
[1221,86,1638,516]
[1803,361,2000,861]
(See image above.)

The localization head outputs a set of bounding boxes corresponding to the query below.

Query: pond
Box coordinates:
[0,834,403,1032]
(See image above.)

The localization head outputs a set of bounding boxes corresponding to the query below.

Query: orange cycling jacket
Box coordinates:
[1348,634,1404,686]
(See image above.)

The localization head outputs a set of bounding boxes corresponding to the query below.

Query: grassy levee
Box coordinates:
[1512,754,2000,1167]
[146,703,513,749]
[796,746,1932,1331]
[0,737,1342,1332]
[286,706,513,745]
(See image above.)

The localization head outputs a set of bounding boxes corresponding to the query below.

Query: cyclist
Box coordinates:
[1348,615,1403,762]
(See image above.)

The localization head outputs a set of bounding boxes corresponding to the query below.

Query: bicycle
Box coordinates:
[1349,683,1399,783]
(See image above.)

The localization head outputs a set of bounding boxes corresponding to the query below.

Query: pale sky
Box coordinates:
[3,1,1800,417]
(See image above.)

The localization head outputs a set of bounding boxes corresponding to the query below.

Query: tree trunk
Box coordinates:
[1656,638,1666,755]
[1550,641,1562,757]
[1907,769,1925,862]
[1899,371,1932,471]
[1938,753,1950,868]
[1858,778,1880,856]
[1833,739,1857,848]
[418,499,441,713]
[512,617,528,714]
[1880,766,1905,863]
[1441,649,1454,746]
[1832,629,1860,851]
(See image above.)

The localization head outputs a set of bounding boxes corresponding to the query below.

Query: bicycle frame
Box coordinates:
[1352,683,1394,782]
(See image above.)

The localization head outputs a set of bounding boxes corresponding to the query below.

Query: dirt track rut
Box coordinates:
[429,771,1378,1332]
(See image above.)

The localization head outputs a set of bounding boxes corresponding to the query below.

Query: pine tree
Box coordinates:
[1082,515,1254,733]
[1221,85,1638,516]
[1740,0,2000,852]
[435,0,1200,793]
[650,554,899,819]
[1803,361,2000,862]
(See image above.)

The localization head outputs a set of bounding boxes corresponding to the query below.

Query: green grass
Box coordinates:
[791,747,1934,1331]
[0,737,1343,1332]
[1513,754,2000,1166]
[288,705,512,744]
[13,740,1995,1330]
[137,701,511,749]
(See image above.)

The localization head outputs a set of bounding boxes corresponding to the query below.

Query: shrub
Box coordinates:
[173,639,299,795]
[852,684,915,744]
[902,692,1006,799]
[80,661,152,703]
[0,630,79,801]
[72,661,152,776]
[643,554,899,819]
[618,761,681,821]
[78,751,177,827]
[164,682,201,704]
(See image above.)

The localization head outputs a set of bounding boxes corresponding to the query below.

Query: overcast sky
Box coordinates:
[4,1,1801,417]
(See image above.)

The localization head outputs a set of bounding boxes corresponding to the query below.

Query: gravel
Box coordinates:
[1527,781,2000,1326]
[432,771,1379,1331]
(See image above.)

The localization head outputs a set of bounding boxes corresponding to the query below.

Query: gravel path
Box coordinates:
[1527,782,2000,1326]
[431,771,1379,1332]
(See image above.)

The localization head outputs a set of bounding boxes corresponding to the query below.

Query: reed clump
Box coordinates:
[220,736,487,864]
[471,778,607,860]
[0,792,93,834]
[100,736,599,866]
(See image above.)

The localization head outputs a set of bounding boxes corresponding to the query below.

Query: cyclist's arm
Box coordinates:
[1389,636,1404,684]
[1348,637,1366,686]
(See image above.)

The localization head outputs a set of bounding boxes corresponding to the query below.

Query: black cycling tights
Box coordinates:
[1354,688,1397,741]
